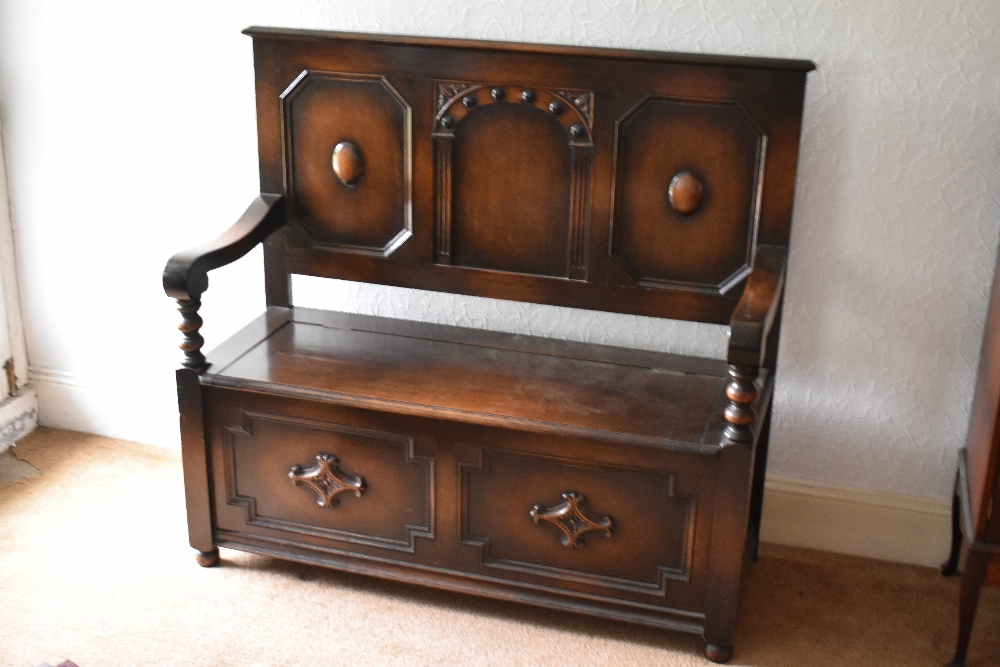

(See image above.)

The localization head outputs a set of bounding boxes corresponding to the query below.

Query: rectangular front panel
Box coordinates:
[456,430,715,613]
[251,29,811,324]
[464,449,692,590]
[206,390,436,556]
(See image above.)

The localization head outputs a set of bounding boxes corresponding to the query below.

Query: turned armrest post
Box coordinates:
[163,194,285,372]
[176,298,207,371]
[723,365,758,444]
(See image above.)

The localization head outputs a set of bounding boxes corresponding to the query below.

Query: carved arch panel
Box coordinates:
[434,82,593,280]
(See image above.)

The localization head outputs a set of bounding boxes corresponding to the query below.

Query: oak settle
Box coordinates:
[163,28,813,662]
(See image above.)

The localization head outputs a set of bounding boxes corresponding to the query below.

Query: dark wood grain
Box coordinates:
[332,141,364,186]
[212,315,731,444]
[202,307,293,372]
[282,72,411,256]
[668,171,704,215]
[728,245,787,367]
[163,194,285,369]
[165,29,811,664]
[163,194,285,302]
[243,26,816,72]
[175,368,214,555]
[195,548,220,567]
[702,441,754,662]
[450,103,572,276]
[610,98,763,293]
[175,298,206,370]
[263,228,292,307]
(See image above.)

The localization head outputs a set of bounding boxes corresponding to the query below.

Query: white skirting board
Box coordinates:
[761,476,952,568]
[30,363,953,567]
[0,386,38,453]
[30,366,180,449]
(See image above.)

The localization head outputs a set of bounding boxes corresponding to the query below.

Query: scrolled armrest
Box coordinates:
[163,194,285,301]
[719,245,787,445]
[727,245,787,369]
[163,194,285,370]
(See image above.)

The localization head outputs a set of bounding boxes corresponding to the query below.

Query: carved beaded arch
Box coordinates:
[434,82,594,145]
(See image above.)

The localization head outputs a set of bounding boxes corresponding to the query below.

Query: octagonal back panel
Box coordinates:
[281,71,411,256]
[251,29,811,324]
[611,99,764,294]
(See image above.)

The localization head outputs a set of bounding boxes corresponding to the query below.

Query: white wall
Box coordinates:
[0,1,997,561]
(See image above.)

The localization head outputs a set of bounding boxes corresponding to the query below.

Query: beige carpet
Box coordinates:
[1,429,998,667]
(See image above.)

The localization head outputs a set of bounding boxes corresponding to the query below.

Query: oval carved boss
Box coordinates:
[332,142,363,186]
[668,171,704,216]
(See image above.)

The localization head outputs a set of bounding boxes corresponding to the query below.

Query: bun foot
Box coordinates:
[705,643,732,663]
[195,548,220,567]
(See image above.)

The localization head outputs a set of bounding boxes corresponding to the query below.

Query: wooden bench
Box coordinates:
[163,27,812,663]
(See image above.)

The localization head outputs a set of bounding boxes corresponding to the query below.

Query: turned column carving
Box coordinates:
[176,298,206,371]
[723,365,758,444]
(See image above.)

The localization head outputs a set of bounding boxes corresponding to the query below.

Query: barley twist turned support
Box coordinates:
[723,365,758,444]
[176,298,206,371]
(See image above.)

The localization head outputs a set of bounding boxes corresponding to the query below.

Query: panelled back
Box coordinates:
[250,28,812,324]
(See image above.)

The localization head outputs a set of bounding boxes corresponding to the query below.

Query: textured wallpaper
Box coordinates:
[0,0,998,501]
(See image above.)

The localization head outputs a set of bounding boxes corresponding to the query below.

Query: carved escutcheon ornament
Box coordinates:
[289,453,365,508]
[530,492,614,548]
